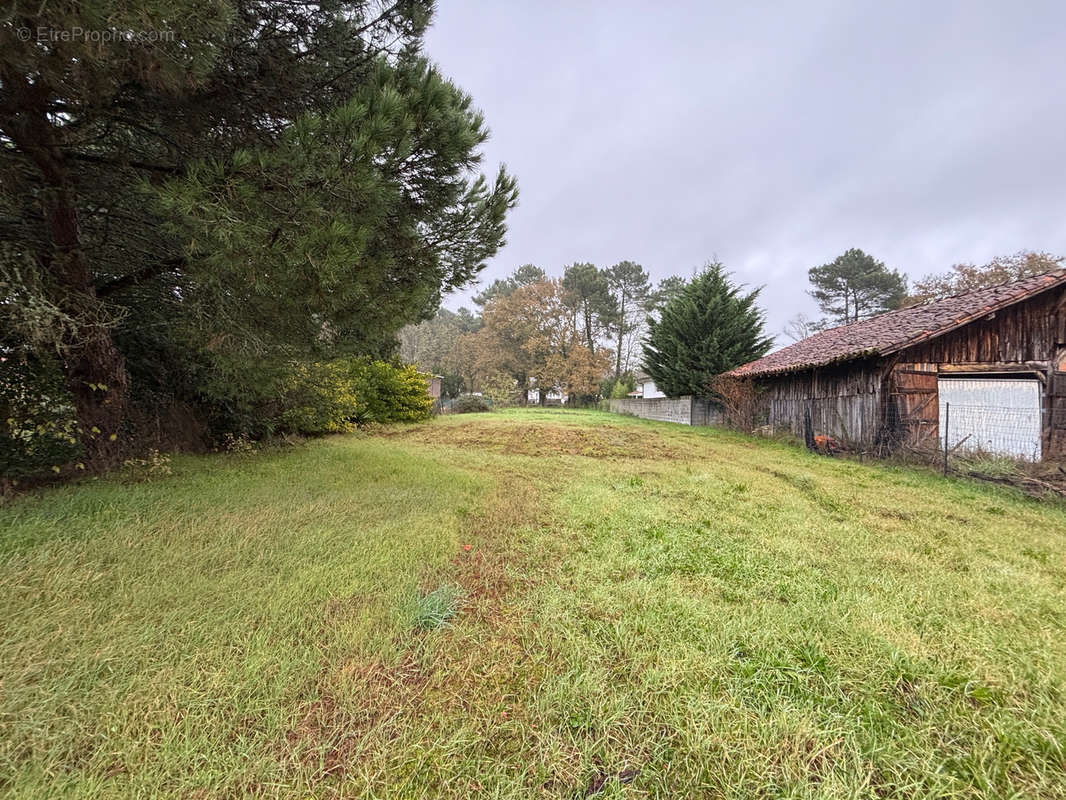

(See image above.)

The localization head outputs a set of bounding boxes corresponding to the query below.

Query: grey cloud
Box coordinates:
[425,0,1066,342]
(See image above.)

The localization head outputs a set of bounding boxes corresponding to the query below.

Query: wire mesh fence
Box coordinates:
[939,403,1043,462]
[761,392,1064,476]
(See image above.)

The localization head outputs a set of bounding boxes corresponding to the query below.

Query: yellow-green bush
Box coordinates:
[275,358,430,436]
[348,359,433,423]
[278,360,365,435]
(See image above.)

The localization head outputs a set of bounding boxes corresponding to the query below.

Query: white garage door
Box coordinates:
[938,377,1042,460]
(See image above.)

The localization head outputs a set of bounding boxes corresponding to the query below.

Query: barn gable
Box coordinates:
[730,270,1066,378]
[730,271,1066,461]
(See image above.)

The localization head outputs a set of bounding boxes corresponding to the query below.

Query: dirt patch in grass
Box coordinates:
[387,421,684,460]
[283,650,430,782]
[582,767,641,797]
[284,466,555,790]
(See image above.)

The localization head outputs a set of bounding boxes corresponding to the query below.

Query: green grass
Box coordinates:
[2,408,1065,798]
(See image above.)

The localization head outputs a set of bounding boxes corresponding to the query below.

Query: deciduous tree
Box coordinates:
[605,261,651,378]
[468,280,610,403]
[783,313,824,342]
[398,308,480,397]
[904,250,1063,305]
[545,343,611,399]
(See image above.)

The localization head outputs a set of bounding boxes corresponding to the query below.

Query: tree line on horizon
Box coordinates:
[400,260,681,404]
[399,258,773,403]
[405,248,1065,405]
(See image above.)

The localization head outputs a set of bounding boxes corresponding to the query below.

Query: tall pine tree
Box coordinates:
[807,249,906,324]
[1,1,517,464]
[561,262,613,354]
[643,263,771,397]
[605,261,651,378]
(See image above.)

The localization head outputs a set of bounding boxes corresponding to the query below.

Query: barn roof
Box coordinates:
[729,269,1066,378]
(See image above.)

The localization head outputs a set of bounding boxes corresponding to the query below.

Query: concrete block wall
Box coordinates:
[607,396,723,426]
[691,398,724,426]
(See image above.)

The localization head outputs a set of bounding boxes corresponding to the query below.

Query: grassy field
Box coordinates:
[2,408,1066,799]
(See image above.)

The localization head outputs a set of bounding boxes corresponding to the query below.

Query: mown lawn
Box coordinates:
[2,408,1066,799]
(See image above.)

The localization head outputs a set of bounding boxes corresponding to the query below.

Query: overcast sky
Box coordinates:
[425,0,1066,342]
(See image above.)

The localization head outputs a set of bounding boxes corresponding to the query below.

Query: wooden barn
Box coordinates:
[728,270,1066,461]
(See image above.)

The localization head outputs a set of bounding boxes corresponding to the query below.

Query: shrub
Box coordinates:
[122,449,174,481]
[219,432,256,454]
[600,372,635,400]
[1,356,84,485]
[278,360,365,435]
[271,358,430,436]
[451,394,490,413]
[348,359,432,423]
[709,374,762,432]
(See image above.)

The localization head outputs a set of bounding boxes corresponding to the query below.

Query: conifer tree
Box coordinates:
[473,264,546,307]
[643,263,771,397]
[605,261,651,378]
[561,263,614,353]
[1,1,517,463]
[807,249,905,324]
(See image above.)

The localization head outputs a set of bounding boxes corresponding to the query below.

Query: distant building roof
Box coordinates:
[729,270,1066,378]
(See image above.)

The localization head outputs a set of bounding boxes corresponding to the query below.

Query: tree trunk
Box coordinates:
[583,302,595,353]
[5,82,130,466]
[65,337,130,463]
[47,192,130,465]
[615,293,625,378]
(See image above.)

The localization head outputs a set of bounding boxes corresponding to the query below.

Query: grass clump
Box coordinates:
[413,584,464,630]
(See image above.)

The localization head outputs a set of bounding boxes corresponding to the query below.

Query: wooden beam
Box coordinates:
[1052,373,1066,398]
[937,362,1049,374]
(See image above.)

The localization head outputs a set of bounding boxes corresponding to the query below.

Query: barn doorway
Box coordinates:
[937,376,1042,460]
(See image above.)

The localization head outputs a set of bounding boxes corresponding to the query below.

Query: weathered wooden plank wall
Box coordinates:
[897,286,1066,459]
[899,287,1065,365]
[886,367,939,451]
[756,285,1066,459]
[763,359,887,447]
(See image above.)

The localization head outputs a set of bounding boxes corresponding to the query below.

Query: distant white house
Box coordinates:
[629,371,665,399]
[528,387,567,404]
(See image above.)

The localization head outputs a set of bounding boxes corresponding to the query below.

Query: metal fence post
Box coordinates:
[943,401,950,476]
